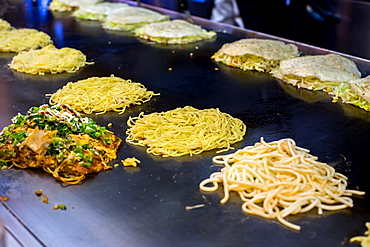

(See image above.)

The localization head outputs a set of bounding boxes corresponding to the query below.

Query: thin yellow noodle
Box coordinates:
[126,106,246,157]
[199,137,365,231]
[0,28,52,52]
[48,75,159,114]
[9,44,92,75]
[0,19,12,31]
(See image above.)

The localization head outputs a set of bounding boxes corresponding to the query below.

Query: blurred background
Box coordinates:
[142,0,370,60]
[0,0,369,59]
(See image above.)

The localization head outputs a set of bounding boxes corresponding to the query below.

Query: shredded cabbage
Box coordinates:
[331,82,370,111]
[212,52,279,72]
[282,75,343,92]
[102,21,156,32]
[72,11,105,21]
[48,0,75,12]
[135,29,216,44]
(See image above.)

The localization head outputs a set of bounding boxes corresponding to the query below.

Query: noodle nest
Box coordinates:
[48,75,160,114]
[0,28,52,52]
[8,44,92,75]
[0,19,12,31]
[126,106,246,157]
[199,137,365,231]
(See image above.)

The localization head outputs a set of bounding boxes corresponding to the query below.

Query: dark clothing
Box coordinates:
[234,0,340,50]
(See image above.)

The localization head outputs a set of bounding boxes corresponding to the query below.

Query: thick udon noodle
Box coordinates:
[200,137,365,231]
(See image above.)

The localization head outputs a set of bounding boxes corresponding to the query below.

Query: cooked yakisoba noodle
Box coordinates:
[0,19,12,30]
[0,28,52,52]
[9,44,92,75]
[126,106,246,157]
[200,137,365,231]
[48,75,159,114]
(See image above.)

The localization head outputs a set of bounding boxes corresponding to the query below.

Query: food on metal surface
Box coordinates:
[34,189,43,196]
[41,194,49,203]
[47,75,159,114]
[185,204,205,210]
[0,19,12,30]
[273,54,361,92]
[34,190,49,203]
[102,6,170,32]
[0,196,9,201]
[332,75,370,111]
[72,2,128,21]
[48,0,101,12]
[135,19,217,44]
[0,104,122,184]
[53,204,67,210]
[9,44,92,75]
[126,106,246,157]
[121,157,140,167]
[350,222,370,247]
[211,38,299,72]
[49,0,75,12]
[199,137,365,231]
[0,28,52,52]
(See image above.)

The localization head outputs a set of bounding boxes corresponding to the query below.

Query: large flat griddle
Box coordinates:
[1,1,370,246]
